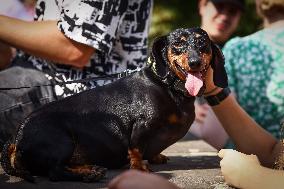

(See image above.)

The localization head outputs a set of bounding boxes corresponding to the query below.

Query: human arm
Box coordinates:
[204,67,281,167]
[0,41,13,69]
[218,149,284,189]
[108,170,180,189]
[0,15,94,68]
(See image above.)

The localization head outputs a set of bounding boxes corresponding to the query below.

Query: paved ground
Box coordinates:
[0,133,233,189]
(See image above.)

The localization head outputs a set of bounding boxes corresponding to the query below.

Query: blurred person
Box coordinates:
[199,0,244,46]
[189,0,244,149]
[0,0,153,148]
[193,0,284,150]
[0,0,35,70]
[223,0,284,148]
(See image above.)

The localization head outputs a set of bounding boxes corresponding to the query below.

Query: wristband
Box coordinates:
[205,87,231,106]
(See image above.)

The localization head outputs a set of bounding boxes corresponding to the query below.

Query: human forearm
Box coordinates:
[212,94,279,166]
[0,15,94,67]
[0,42,13,69]
[244,166,284,189]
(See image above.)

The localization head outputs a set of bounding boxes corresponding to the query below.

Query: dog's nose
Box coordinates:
[188,58,201,69]
[188,50,201,69]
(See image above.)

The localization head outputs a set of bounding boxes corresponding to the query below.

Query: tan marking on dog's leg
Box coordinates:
[8,144,17,169]
[66,165,106,182]
[128,148,149,172]
[67,165,94,174]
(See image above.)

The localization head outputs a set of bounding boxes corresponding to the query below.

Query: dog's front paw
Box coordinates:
[148,153,169,164]
[128,148,150,172]
[129,160,150,172]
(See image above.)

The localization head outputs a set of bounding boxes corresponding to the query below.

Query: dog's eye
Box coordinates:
[176,39,187,46]
[172,41,186,54]
[172,47,183,55]
[198,43,211,53]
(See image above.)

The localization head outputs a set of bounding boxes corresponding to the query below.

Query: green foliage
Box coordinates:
[150,0,262,44]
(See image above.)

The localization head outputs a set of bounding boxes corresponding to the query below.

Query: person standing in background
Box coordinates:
[189,0,244,149]
[198,0,244,47]
[223,0,284,148]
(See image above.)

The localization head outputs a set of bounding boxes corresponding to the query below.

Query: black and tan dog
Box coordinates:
[1,27,227,182]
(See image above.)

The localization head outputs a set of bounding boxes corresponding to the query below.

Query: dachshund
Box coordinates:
[0,27,227,182]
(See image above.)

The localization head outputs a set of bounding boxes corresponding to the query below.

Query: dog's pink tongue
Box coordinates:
[185,73,203,96]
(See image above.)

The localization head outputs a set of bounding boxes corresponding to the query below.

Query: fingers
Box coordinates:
[218,149,242,158]
[218,149,232,158]
[204,67,217,93]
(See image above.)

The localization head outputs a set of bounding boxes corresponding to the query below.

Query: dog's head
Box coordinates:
[150,27,228,97]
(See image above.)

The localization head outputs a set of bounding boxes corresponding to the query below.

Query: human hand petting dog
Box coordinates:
[218,149,261,189]
[203,66,222,96]
[108,170,179,189]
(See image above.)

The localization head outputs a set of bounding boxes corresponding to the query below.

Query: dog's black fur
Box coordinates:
[1,27,227,182]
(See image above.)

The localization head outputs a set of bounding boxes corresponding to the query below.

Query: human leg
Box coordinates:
[0,66,57,149]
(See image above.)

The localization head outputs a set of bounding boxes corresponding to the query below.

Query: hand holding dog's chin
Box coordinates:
[203,67,221,96]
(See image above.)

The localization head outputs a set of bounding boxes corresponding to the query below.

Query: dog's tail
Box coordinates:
[0,140,35,182]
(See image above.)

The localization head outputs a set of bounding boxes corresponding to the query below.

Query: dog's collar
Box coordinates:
[147,57,191,98]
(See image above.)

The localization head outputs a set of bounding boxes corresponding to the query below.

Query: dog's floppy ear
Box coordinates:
[210,43,228,88]
[150,36,169,78]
